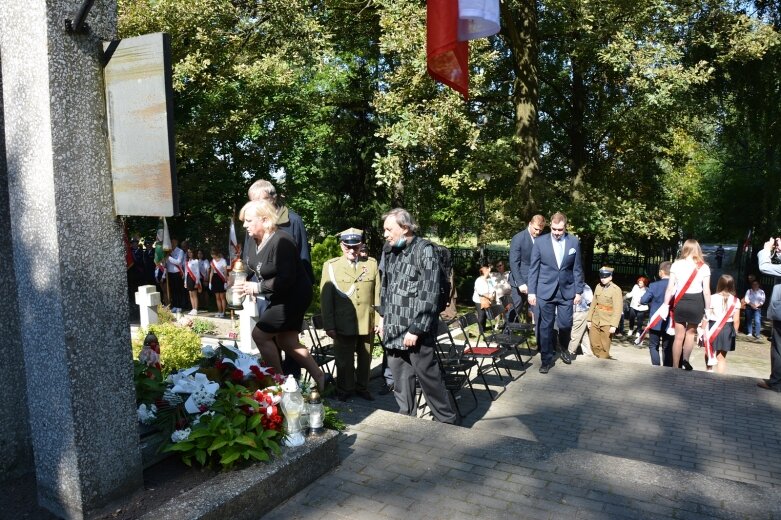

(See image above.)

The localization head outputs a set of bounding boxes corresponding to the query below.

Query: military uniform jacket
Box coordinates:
[320,256,380,336]
[587,282,623,327]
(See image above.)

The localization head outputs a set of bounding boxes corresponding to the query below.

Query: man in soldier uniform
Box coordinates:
[320,228,380,401]
[587,266,623,359]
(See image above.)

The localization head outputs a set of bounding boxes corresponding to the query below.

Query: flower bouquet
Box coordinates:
[135,340,287,469]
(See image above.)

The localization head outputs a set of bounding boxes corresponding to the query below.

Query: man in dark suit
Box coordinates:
[508,215,546,322]
[640,261,673,366]
[527,212,585,373]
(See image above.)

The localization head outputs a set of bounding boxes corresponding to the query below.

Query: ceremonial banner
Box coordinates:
[427,0,469,98]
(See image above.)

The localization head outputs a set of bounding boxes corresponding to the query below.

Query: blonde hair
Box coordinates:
[240,200,279,232]
[679,239,705,264]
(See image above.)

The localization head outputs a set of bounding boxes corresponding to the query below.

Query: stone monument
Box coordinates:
[0,1,143,518]
[0,50,34,484]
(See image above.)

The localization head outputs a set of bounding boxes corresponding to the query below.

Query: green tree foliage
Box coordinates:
[118,0,780,256]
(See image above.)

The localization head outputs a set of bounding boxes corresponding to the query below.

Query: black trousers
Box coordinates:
[386,340,458,424]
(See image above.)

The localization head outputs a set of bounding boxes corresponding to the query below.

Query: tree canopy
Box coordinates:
[119,0,780,255]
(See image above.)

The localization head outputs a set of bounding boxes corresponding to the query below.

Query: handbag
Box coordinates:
[480,296,492,309]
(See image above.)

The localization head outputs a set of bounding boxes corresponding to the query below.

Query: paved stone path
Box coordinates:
[262,344,781,519]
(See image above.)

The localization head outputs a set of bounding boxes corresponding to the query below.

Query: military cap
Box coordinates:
[598,266,614,277]
[338,227,364,246]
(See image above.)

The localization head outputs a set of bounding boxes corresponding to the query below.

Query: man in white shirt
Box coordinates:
[166,238,186,313]
[744,279,766,339]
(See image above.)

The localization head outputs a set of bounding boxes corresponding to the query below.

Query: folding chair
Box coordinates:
[433,319,478,416]
[305,315,336,376]
[457,313,512,400]
[485,304,532,368]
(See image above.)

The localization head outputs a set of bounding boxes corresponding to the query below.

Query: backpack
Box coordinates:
[416,239,452,314]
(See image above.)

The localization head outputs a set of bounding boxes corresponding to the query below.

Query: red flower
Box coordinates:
[214,359,225,370]
[230,368,244,382]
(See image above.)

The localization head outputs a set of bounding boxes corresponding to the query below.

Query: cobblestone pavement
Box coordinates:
[262,343,781,520]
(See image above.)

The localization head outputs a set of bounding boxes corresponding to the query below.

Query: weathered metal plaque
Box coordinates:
[104,33,178,216]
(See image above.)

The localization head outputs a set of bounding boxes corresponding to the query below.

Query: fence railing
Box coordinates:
[449,246,671,284]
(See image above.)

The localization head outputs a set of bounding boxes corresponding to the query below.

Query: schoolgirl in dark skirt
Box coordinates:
[704,274,740,374]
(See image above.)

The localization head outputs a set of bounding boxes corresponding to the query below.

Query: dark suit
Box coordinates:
[527,233,584,366]
[640,279,673,366]
[509,228,535,316]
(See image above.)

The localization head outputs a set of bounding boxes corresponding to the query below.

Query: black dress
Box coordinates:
[244,230,312,333]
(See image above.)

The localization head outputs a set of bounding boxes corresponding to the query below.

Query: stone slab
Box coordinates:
[139,429,339,520]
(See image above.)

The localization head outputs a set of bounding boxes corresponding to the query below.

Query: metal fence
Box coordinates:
[449,246,671,284]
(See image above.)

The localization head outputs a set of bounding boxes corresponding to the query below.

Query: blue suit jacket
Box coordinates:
[509,228,534,289]
[640,279,669,331]
[527,233,584,301]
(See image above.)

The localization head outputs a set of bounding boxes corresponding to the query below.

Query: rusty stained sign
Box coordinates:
[104,33,178,216]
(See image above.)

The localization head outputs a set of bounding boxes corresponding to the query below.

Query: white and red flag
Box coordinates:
[427,0,499,99]
[229,217,241,269]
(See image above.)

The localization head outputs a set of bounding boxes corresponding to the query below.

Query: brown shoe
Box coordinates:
[757,380,775,391]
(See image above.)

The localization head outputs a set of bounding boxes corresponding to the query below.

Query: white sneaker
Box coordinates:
[635,331,641,338]
[188,309,198,316]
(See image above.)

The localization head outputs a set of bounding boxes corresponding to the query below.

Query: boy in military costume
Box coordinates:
[587,266,623,359]
[320,228,381,401]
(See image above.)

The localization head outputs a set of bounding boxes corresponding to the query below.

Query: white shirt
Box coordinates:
[473,276,493,304]
[745,288,766,308]
[211,257,228,279]
[186,259,201,284]
[706,293,740,322]
[166,247,185,273]
[574,284,593,313]
[625,284,649,311]
[670,258,710,294]
[551,235,566,267]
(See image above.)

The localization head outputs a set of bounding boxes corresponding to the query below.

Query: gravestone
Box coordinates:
[0,1,143,518]
[135,285,161,328]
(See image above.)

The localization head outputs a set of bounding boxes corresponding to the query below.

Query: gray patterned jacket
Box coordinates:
[380,236,441,350]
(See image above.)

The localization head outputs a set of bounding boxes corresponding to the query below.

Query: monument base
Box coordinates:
[138,430,339,520]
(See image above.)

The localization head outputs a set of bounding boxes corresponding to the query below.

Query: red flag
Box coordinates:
[427,0,469,99]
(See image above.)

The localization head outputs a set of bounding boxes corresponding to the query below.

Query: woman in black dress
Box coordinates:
[238,200,328,390]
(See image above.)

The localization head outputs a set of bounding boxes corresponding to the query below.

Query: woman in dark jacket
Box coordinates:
[238,200,328,390]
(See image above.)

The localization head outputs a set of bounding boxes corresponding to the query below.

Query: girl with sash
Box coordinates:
[663,239,711,370]
[702,274,740,374]
[209,247,228,318]
[184,247,202,316]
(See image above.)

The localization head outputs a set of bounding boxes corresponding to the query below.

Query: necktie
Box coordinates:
[555,239,564,267]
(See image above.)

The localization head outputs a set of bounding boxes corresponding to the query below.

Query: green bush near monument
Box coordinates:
[132,322,203,377]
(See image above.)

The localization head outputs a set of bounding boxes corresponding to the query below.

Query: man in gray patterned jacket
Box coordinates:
[378,208,458,424]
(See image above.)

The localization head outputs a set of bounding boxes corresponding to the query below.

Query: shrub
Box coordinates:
[133,323,203,376]
[308,236,342,314]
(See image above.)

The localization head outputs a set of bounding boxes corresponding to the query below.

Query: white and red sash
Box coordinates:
[211,259,227,283]
[185,261,200,288]
[702,295,738,366]
[636,262,703,344]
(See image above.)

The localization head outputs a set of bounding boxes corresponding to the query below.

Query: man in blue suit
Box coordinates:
[509,215,546,322]
[640,261,673,366]
[528,212,585,373]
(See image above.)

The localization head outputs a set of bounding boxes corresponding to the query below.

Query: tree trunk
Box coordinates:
[570,51,588,201]
[501,0,539,218]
